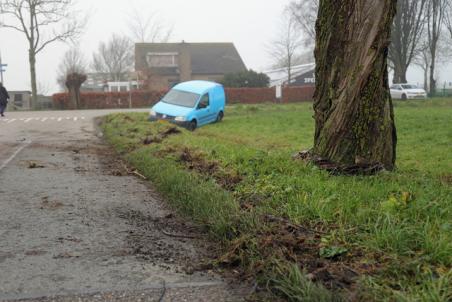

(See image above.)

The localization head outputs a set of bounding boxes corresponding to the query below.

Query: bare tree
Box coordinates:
[415,36,449,90]
[92,34,134,82]
[414,42,431,90]
[389,0,428,84]
[0,0,84,108]
[268,15,303,85]
[311,0,397,172]
[445,2,452,40]
[56,48,87,109]
[57,48,87,90]
[425,0,447,95]
[37,81,51,96]
[287,0,319,46]
[127,8,173,43]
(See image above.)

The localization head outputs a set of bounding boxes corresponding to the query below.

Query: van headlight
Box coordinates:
[175,116,186,122]
[149,110,157,117]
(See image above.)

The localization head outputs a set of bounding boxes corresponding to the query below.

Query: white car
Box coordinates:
[390,84,427,100]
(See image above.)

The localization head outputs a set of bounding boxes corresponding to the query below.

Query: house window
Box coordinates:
[14,94,23,107]
[147,52,178,67]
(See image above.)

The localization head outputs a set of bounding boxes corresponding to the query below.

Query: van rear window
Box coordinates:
[161,89,200,108]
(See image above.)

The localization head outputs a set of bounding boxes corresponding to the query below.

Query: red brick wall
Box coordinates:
[52,86,315,109]
[281,86,315,103]
[225,87,277,104]
[53,91,167,110]
[225,87,314,104]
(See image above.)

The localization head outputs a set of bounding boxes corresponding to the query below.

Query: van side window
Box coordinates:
[198,94,210,109]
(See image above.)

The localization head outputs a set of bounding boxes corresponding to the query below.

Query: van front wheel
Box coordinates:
[188,120,197,131]
[216,111,224,123]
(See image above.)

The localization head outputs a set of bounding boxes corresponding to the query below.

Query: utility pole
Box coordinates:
[0,51,7,83]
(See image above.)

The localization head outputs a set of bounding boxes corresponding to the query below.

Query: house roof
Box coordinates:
[264,63,315,87]
[135,42,247,75]
[9,91,32,94]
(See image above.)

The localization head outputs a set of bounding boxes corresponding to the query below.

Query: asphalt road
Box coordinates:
[0,110,247,302]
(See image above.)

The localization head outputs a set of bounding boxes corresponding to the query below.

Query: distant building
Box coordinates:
[7,91,52,110]
[81,72,140,92]
[265,63,316,88]
[106,81,139,92]
[9,91,32,109]
[81,73,109,92]
[135,42,247,90]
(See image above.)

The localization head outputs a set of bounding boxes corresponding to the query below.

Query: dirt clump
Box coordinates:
[122,115,134,122]
[40,196,65,210]
[142,126,181,145]
[115,209,212,269]
[66,143,131,177]
[143,136,162,145]
[220,215,381,293]
[177,147,242,190]
[27,161,46,169]
[161,126,181,138]
[25,250,48,257]
[293,150,385,176]
[440,174,452,185]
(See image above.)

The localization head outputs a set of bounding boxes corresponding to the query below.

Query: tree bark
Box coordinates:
[429,52,436,95]
[312,0,397,171]
[29,49,38,110]
[423,66,428,91]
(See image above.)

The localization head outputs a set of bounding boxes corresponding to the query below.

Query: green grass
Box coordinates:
[102,98,452,301]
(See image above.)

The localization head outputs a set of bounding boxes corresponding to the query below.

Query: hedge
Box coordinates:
[52,86,315,109]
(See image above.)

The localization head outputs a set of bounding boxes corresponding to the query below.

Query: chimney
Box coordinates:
[179,41,191,82]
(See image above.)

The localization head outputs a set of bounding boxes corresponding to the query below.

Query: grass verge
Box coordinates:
[102,98,452,301]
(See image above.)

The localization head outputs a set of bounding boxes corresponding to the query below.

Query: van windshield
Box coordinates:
[161,89,200,108]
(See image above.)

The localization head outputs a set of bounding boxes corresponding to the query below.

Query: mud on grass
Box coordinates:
[101,106,452,301]
[100,114,371,299]
[152,146,371,296]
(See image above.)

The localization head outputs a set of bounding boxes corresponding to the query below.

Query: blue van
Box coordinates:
[149,81,226,131]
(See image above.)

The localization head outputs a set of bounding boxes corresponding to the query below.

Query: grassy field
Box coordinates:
[102,98,452,301]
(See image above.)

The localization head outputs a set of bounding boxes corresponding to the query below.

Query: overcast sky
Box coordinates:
[0,0,451,93]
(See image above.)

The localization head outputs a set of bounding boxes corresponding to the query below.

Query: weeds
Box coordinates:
[102,99,452,301]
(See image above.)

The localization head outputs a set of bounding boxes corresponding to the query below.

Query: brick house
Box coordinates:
[135,42,247,90]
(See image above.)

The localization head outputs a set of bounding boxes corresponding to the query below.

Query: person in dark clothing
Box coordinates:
[0,82,10,117]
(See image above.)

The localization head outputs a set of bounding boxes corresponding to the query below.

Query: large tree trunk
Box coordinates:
[429,52,436,95]
[312,0,397,171]
[423,66,428,91]
[66,73,87,109]
[393,63,408,84]
[29,49,38,110]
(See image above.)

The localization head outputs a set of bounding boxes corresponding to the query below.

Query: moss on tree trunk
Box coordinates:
[312,0,397,171]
